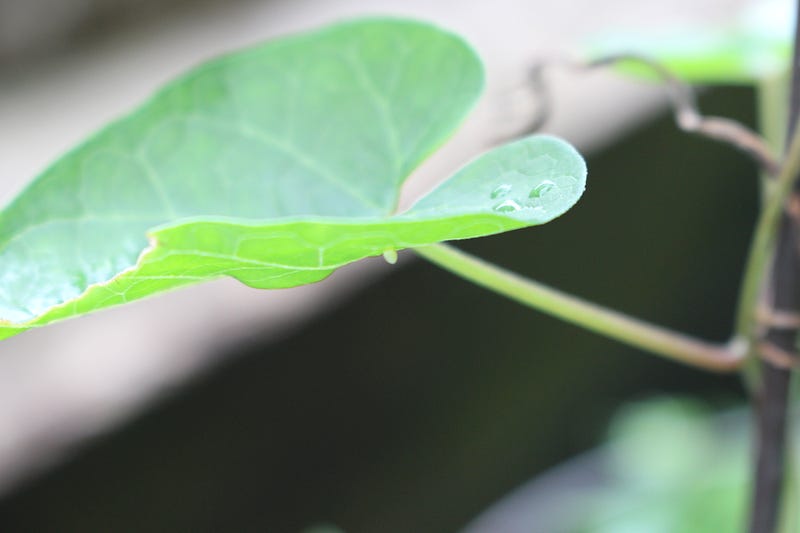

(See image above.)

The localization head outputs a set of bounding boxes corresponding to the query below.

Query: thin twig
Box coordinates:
[521,53,781,176]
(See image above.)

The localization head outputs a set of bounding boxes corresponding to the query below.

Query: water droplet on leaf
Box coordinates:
[382,249,398,264]
[529,180,558,199]
[490,183,512,199]
[493,199,521,213]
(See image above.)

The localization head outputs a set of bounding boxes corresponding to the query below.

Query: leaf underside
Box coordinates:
[0,18,586,340]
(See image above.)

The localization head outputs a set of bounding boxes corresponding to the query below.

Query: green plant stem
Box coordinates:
[735,104,800,345]
[758,74,789,168]
[414,243,744,372]
[733,119,800,397]
[733,78,796,390]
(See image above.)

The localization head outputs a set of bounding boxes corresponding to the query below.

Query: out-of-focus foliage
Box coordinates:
[587,0,793,84]
[530,397,800,533]
[574,399,749,533]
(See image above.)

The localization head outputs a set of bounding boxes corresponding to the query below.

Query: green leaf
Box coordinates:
[587,0,793,84]
[0,18,586,340]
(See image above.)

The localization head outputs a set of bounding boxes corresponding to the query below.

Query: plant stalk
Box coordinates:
[749,4,800,531]
[414,243,744,372]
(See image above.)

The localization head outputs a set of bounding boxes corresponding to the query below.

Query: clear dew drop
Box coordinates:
[490,183,513,199]
[493,199,522,213]
[382,249,398,265]
[529,180,558,199]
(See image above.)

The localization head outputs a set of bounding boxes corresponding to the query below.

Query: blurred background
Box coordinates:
[0,0,768,531]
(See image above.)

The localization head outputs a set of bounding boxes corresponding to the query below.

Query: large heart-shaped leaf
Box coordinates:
[0,18,586,340]
[587,0,793,84]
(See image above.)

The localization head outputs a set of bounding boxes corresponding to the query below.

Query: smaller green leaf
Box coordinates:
[587,0,793,84]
